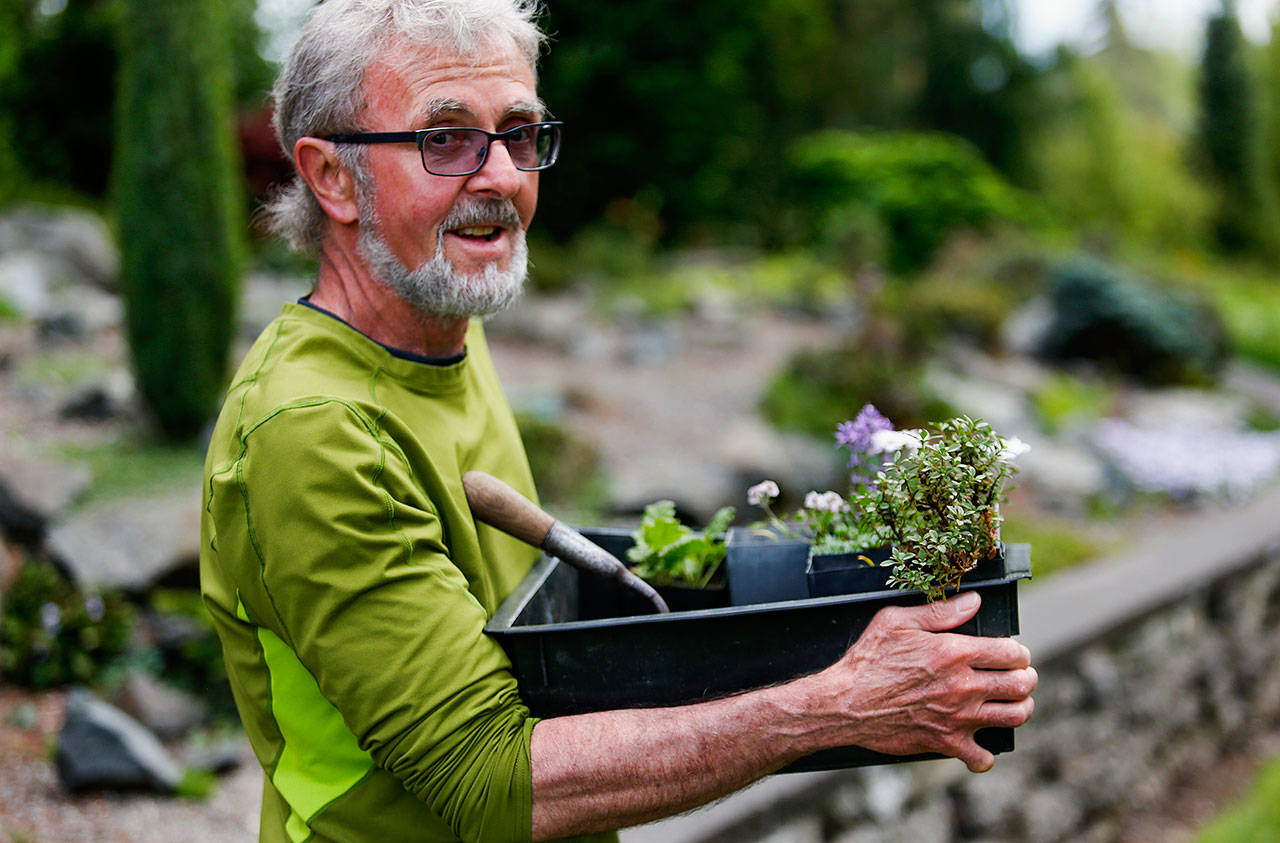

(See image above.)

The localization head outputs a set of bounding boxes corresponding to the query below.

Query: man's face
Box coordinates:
[354,40,541,316]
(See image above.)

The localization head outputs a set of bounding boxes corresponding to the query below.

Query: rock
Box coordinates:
[0,205,119,291]
[0,450,92,542]
[923,364,1033,436]
[55,689,184,794]
[0,249,122,337]
[45,490,201,592]
[180,739,245,776]
[59,368,135,422]
[113,671,209,741]
[1015,436,1108,511]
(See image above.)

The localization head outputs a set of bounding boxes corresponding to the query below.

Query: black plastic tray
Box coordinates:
[486,530,1031,772]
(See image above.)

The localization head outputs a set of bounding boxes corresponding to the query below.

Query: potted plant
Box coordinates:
[623,500,735,611]
[744,404,1029,602]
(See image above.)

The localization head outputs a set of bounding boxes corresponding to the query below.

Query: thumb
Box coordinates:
[907,590,981,632]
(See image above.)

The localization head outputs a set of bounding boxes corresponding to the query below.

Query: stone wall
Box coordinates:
[620,485,1280,843]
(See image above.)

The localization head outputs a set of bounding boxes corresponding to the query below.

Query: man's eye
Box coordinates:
[426,131,457,147]
[506,126,532,143]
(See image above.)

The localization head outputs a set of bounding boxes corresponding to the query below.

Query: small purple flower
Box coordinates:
[836,404,894,469]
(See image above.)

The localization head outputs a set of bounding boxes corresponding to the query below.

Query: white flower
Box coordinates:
[804,490,848,513]
[747,480,780,506]
[1000,436,1031,461]
[868,428,923,457]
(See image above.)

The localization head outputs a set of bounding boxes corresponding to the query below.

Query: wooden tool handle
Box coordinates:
[462,471,556,547]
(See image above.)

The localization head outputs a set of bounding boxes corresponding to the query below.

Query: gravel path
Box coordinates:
[0,689,261,843]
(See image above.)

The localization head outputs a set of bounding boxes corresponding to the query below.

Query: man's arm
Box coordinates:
[530,590,1037,841]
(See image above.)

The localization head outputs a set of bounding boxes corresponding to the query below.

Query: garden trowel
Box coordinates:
[462,471,670,614]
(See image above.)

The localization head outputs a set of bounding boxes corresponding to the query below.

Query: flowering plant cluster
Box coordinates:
[0,558,134,689]
[748,405,1028,601]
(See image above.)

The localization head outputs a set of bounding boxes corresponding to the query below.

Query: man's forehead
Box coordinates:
[364,39,539,120]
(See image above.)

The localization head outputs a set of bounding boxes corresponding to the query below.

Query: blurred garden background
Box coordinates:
[4,0,1280,839]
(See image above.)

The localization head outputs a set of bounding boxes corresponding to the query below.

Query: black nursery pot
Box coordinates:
[487,528,1032,773]
[806,545,1007,598]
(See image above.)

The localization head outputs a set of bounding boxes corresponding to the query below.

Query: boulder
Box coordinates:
[0,449,92,542]
[0,205,118,292]
[55,689,184,794]
[112,671,209,741]
[45,490,201,592]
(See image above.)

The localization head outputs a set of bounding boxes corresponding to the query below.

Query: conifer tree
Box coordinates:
[1197,0,1280,259]
[111,0,244,438]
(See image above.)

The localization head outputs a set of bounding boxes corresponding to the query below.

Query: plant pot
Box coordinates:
[487,530,1032,772]
[568,527,729,619]
[806,545,1006,598]
[724,527,811,606]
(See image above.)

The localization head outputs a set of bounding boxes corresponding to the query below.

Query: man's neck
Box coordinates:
[310,239,469,358]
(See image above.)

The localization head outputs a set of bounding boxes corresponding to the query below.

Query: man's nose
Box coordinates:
[466,138,523,198]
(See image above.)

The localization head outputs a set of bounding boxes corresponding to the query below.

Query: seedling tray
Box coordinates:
[486,529,1031,772]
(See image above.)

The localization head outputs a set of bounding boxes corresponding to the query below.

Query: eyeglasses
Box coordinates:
[324,121,562,177]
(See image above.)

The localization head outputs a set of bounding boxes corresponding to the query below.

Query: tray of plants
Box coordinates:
[484,406,1033,773]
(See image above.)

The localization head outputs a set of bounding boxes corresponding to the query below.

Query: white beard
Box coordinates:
[357,195,527,319]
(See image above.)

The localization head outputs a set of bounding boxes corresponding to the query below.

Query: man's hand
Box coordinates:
[801,590,1037,772]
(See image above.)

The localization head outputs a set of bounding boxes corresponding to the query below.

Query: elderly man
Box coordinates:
[199,1,1037,841]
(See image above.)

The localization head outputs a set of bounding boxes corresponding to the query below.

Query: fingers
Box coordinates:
[977,696,1036,729]
[969,638,1033,671]
[880,590,981,633]
[957,741,996,773]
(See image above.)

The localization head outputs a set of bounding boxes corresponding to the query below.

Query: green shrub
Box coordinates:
[788,130,1032,274]
[890,272,1019,352]
[0,558,134,689]
[761,339,953,439]
[1032,372,1114,435]
[1041,258,1228,386]
[111,0,244,439]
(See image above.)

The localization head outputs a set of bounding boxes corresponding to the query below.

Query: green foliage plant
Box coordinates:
[111,0,244,439]
[0,558,134,689]
[856,416,1020,602]
[788,130,1031,274]
[627,500,735,588]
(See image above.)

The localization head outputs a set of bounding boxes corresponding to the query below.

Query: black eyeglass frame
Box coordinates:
[324,121,563,177]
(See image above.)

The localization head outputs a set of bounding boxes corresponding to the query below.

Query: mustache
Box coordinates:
[441,198,522,231]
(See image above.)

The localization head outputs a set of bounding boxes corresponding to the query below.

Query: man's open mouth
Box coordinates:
[450,225,504,242]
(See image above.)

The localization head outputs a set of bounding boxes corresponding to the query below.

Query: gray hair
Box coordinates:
[260,0,547,253]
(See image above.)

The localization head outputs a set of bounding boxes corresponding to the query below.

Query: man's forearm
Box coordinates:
[530,679,821,840]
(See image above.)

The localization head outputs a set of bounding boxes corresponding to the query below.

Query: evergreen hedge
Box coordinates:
[111,0,243,439]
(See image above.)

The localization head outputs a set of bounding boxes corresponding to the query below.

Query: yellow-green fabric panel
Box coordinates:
[255,622,374,829]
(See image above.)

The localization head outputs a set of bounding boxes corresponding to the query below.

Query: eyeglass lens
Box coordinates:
[420,124,558,176]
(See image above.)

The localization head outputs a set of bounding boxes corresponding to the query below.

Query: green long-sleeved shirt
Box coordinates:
[200,303,614,843]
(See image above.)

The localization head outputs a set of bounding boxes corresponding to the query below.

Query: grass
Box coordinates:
[58,439,205,503]
[1195,754,1280,842]
[999,501,1111,579]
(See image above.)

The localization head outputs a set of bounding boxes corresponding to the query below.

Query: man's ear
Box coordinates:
[294,137,360,225]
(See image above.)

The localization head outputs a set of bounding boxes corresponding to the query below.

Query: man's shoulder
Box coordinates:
[214,308,385,440]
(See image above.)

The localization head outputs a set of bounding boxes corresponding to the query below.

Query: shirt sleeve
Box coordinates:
[227,398,535,842]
